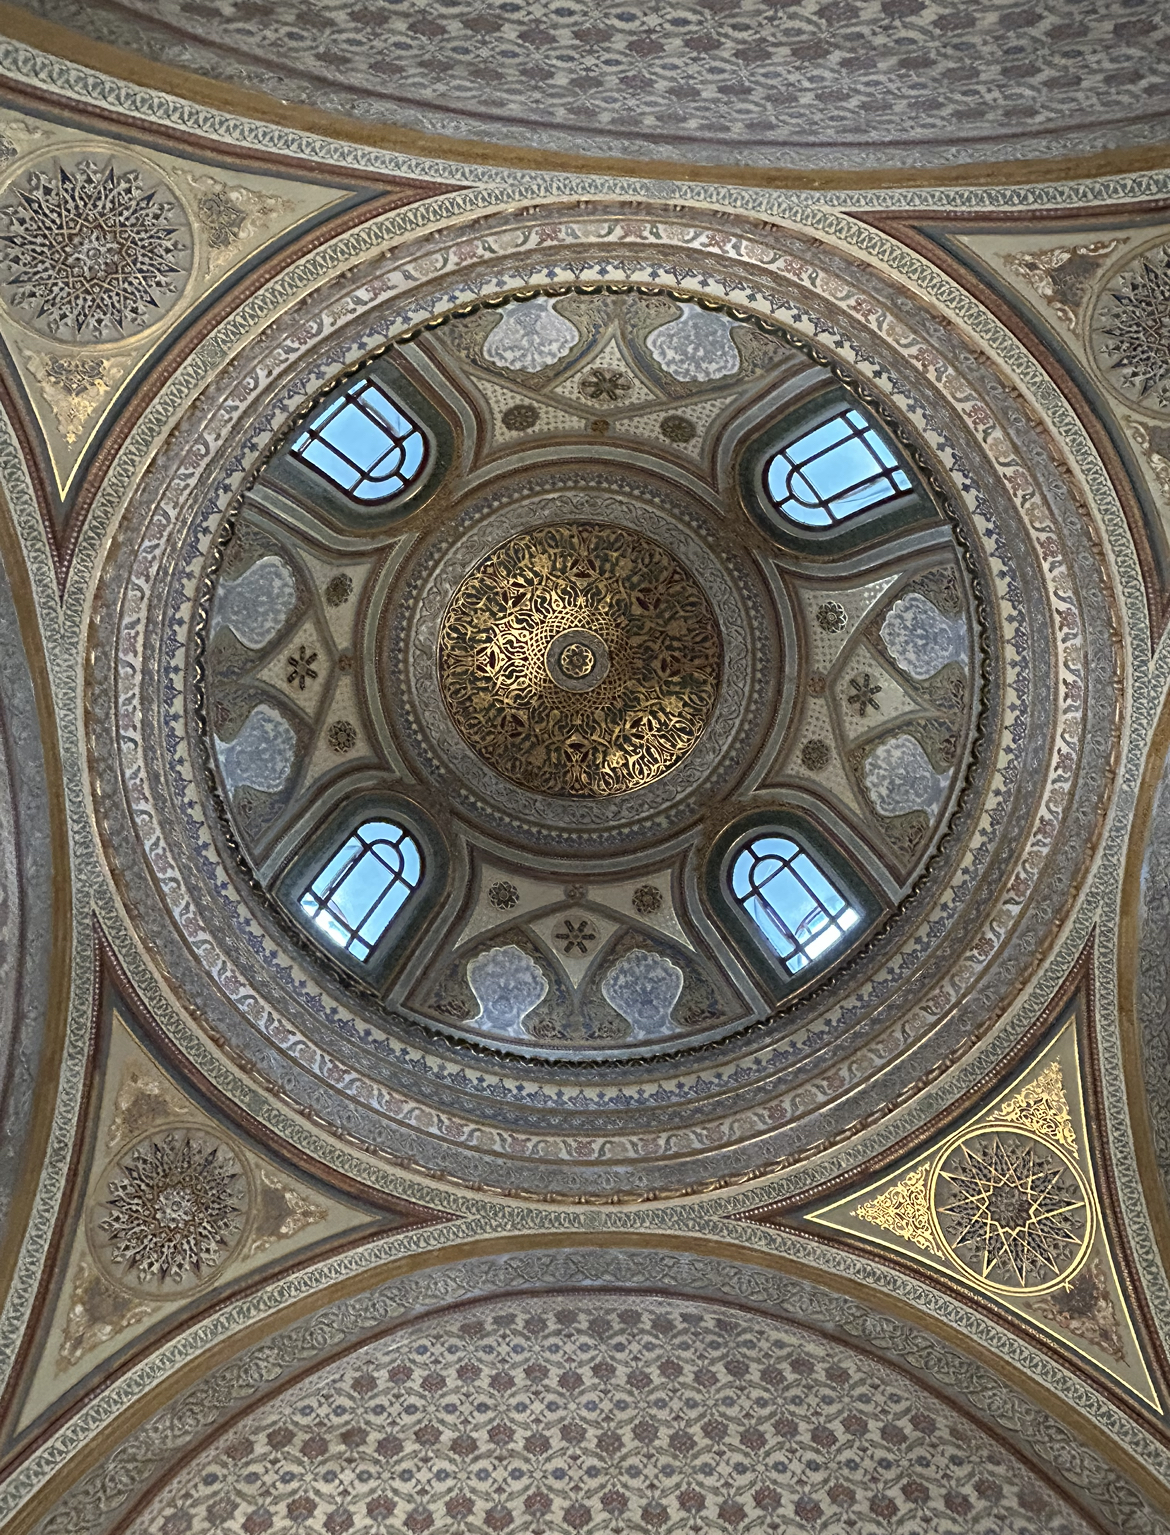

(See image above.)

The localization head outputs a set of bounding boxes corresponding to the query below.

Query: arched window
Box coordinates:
[299,820,423,960]
[290,379,427,503]
[765,408,911,528]
[730,834,860,974]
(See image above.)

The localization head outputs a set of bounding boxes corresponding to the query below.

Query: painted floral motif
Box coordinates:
[195,188,245,248]
[863,734,949,820]
[1028,1260,1127,1362]
[482,296,579,372]
[555,919,597,955]
[881,592,968,679]
[646,305,740,382]
[815,600,848,634]
[323,573,352,608]
[601,949,683,1038]
[1002,240,1120,331]
[285,645,317,690]
[23,350,126,444]
[326,720,356,754]
[659,413,696,443]
[500,402,538,431]
[211,555,296,649]
[0,155,192,342]
[214,705,296,795]
[579,366,632,402]
[127,1294,1097,1535]
[487,880,519,910]
[847,671,883,716]
[466,945,548,1038]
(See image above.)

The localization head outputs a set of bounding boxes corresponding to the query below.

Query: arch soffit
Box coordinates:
[10,1239,1170,1535]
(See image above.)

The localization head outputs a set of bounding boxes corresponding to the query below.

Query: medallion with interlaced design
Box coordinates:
[437,522,722,797]
[929,1129,1093,1295]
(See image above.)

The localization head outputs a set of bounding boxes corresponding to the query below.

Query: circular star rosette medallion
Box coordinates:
[87,1127,250,1294]
[928,1127,1094,1296]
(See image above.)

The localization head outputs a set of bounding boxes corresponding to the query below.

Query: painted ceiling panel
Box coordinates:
[12,0,1170,170]
[0,23,1167,1535]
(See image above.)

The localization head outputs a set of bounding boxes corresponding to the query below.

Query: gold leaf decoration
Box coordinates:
[1001,240,1120,330]
[245,1167,327,1258]
[57,1255,156,1370]
[856,1165,942,1257]
[182,172,294,271]
[996,1061,1077,1153]
[105,1066,190,1154]
[438,522,721,797]
[1027,1258,1127,1363]
[23,350,126,445]
[1129,419,1170,506]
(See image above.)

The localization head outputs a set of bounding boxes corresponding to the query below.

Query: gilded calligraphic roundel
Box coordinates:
[929,1129,1093,1296]
[437,522,722,797]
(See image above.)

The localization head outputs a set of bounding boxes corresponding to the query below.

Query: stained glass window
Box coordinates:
[730,834,860,974]
[290,380,427,503]
[765,408,912,528]
[300,820,423,960]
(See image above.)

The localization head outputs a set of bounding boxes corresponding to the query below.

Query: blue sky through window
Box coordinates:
[731,834,860,973]
[766,408,911,527]
[291,380,427,503]
[300,820,423,960]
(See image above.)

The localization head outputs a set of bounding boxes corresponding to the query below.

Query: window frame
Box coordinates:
[289,377,430,506]
[298,818,424,963]
[274,792,448,991]
[706,811,883,1001]
[738,386,938,557]
[729,833,861,976]
[265,356,453,533]
[762,406,913,530]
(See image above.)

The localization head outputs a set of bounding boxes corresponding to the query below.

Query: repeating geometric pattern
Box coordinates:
[20,0,1170,168]
[0,155,191,342]
[131,1295,1094,1535]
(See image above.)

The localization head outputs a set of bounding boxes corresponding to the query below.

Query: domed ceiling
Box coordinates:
[11,0,1170,170]
[89,198,1115,1205]
[0,22,1169,1535]
[196,289,981,1063]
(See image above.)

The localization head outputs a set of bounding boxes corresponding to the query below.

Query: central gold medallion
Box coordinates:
[558,642,595,680]
[438,522,721,797]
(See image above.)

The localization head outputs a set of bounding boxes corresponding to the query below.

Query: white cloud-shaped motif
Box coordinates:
[880,593,967,680]
[646,306,740,382]
[215,704,296,795]
[863,734,950,820]
[211,555,297,650]
[467,945,549,1038]
[601,949,684,1040]
[482,297,580,373]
